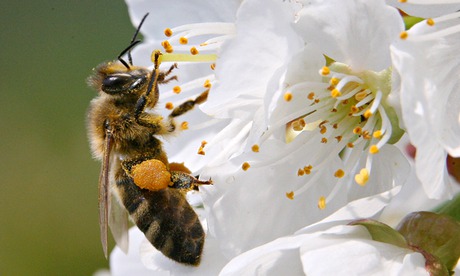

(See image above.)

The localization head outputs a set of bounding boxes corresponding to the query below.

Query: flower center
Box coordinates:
[284,62,403,208]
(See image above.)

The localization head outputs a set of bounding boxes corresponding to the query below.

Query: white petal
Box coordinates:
[296,0,404,71]
[125,0,240,40]
[386,0,460,18]
[202,0,303,117]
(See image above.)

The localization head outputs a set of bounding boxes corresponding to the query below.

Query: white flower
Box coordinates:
[390,8,460,199]
[200,0,411,260]
[386,0,460,18]
[219,189,427,276]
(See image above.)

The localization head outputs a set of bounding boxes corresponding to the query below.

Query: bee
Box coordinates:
[86,13,211,266]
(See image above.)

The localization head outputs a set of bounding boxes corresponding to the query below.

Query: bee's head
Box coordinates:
[87,63,151,97]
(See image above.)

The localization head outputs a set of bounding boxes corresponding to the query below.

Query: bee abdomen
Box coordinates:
[115,174,205,266]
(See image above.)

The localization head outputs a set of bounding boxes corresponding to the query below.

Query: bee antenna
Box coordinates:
[117,13,150,70]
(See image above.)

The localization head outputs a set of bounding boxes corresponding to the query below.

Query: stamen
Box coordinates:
[373,130,382,138]
[164,28,173,37]
[210,63,216,70]
[251,144,260,152]
[334,169,345,178]
[179,37,188,44]
[180,121,189,130]
[354,168,369,186]
[321,66,330,76]
[165,102,174,110]
[284,92,293,102]
[242,162,251,171]
[297,169,305,176]
[400,31,408,40]
[173,86,181,94]
[197,140,207,155]
[318,196,326,210]
[426,18,435,26]
[190,47,199,55]
[331,88,342,98]
[369,145,379,154]
[203,79,212,89]
[286,191,295,200]
[308,92,315,100]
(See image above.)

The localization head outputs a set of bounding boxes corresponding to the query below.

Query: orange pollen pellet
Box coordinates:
[321,66,330,76]
[318,196,326,210]
[321,137,328,143]
[353,127,362,135]
[173,86,181,94]
[286,191,295,200]
[164,28,173,37]
[400,31,408,40]
[251,144,260,152]
[334,169,345,178]
[210,63,216,70]
[284,92,293,102]
[190,47,199,55]
[308,92,315,100]
[242,162,250,171]
[204,79,212,89]
[165,102,174,110]
[180,121,189,130]
[179,37,188,44]
[427,18,435,26]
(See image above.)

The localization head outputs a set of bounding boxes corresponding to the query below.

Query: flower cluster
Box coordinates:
[104,0,460,275]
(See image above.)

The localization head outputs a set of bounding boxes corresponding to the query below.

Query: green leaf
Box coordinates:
[349,219,408,249]
[397,212,460,274]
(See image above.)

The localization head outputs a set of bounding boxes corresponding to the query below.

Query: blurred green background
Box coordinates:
[0,1,136,275]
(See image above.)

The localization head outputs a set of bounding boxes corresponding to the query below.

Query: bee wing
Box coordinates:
[99,129,113,258]
[109,187,129,254]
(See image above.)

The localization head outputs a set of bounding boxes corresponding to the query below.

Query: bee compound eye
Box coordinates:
[102,74,132,94]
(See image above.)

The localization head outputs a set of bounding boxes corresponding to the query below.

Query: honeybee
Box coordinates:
[87,14,211,266]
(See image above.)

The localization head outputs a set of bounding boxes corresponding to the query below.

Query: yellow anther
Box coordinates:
[251,144,260,153]
[308,92,315,100]
[180,121,189,130]
[318,196,326,210]
[331,88,342,98]
[355,90,368,101]
[355,168,369,186]
[203,79,212,89]
[347,142,354,148]
[321,66,330,76]
[321,137,328,143]
[373,130,382,138]
[173,86,181,94]
[364,110,373,118]
[334,169,345,178]
[303,165,312,175]
[297,169,305,176]
[164,28,173,37]
[362,131,371,140]
[165,102,174,110]
[286,191,295,200]
[398,0,407,2]
[335,136,342,142]
[350,105,359,114]
[332,123,338,129]
[210,63,216,70]
[369,145,379,154]
[426,18,435,26]
[242,162,251,171]
[197,148,205,155]
[320,125,327,134]
[190,47,199,55]
[330,77,340,86]
[353,127,362,135]
[179,37,188,45]
[284,92,293,102]
[292,118,306,131]
[400,31,408,40]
